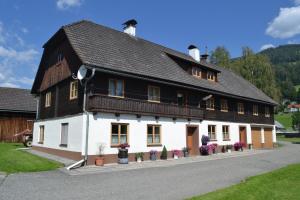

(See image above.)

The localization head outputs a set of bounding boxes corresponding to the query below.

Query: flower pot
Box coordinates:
[137,157,142,163]
[183,151,189,157]
[95,157,104,166]
[118,158,128,164]
[174,155,179,159]
[150,154,157,161]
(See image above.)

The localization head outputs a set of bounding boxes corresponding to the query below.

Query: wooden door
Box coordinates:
[186,126,199,155]
[239,127,247,147]
[251,127,262,149]
[264,128,273,148]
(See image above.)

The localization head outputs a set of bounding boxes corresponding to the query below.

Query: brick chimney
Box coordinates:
[188,45,200,62]
[123,19,137,36]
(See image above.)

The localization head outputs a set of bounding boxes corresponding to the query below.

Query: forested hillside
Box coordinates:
[259,44,300,100]
[210,45,300,103]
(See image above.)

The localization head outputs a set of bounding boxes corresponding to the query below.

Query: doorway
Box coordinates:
[186,125,199,155]
[239,126,247,147]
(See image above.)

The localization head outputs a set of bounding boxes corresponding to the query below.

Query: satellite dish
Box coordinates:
[77,65,87,80]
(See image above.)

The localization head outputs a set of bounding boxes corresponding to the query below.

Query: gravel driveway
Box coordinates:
[1,142,300,200]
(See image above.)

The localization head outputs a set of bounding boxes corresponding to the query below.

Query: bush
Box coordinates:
[200,145,210,155]
[161,145,168,160]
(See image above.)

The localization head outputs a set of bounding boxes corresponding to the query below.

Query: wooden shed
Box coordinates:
[0,87,36,142]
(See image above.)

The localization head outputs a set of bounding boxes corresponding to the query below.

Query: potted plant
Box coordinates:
[221,146,226,153]
[199,145,211,155]
[182,147,190,157]
[150,150,157,161]
[95,143,106,166]
[161,145,168,160]
[172,149,180,159]
[118,143,130,164]
[226,145,232,153]
[201,135,210,145]
[211,143,218,154]
[135,152,144,163]
[234,142,244,151]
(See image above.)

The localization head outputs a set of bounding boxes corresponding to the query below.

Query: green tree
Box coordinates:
[161,145,167,160]
[210,46,231,68]
[231,47,281,102]
[292,112,300,130]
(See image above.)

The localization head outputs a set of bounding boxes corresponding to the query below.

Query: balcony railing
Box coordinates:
[87,94,204,119]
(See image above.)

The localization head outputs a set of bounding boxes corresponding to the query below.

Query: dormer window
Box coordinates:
[207,71,215,81]
[192,67,201,78]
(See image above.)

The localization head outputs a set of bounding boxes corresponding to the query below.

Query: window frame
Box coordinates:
[206,97,215,110]
[38,125,44,144]
[192,67,201,78]
[69,81,78,100]
[253,105,259,116]
[222,125,230,141]
[147,124,162,146]
[265,107,270,117]
[111,123,129,147]
[45,92,51,107]
[208,125,216,140]
[148,85,160,103]
[220,99,228,112]
[60,123,69,147]
[108,79,125,98]
[237,102,244,115]
[207,71,215,81]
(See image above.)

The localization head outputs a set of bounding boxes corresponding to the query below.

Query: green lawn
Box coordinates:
[277,134,300,143]
[189,164,300,200]
[275,113,293,130]
[294,84,300,92]
[0,143,62,174]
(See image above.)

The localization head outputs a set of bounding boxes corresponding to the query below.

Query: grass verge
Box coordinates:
[275,113,292,130]
[188,163,300,200]
[0,143,62,174]
[277,134,300,143]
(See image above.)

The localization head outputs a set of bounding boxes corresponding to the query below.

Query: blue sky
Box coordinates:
[0,0,300,89]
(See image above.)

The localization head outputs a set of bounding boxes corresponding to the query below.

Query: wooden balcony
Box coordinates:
[205,110,274,125]
[87,94,204,120]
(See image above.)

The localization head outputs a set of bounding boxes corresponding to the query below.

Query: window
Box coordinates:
[148,85,160,102]
[207,71,215,81]
[221,99,228,112]
[253,105,258,116]
[45,92,51,107]
[111,123,128,146]
[192,67,201,78]
[206,98,215,110]
[208,125,216,140]
[60,123,68,147]
[109,79,124,97]
[237,103,244,114]
[265,107,270,117]
[39,125,44,144]
[70,81,78,100]
[57,53,63,63]
[222,125,230,140]
[147,125,161,145]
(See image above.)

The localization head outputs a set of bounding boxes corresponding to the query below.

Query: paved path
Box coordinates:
[1,142,300,200]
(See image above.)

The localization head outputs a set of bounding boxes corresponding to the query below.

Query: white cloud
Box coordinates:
[266,6,300,39]
[260,44,276,51]
[0,82,19,88]
[56,0,83,10]
[0,22,5,44]
[295,0,300,6]
[0,22,39,88]
[0,46,38,62]
[21,27,28,34]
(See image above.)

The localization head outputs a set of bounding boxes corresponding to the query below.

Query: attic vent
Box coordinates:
[123,19,137,36]
[188,45,200,62]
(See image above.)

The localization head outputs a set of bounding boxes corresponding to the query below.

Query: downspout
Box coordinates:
[83,68,96,165]
[66,67,95,170]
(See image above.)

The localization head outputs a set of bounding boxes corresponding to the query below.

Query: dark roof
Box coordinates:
[55,20,276,105]
[0,87,36,113]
